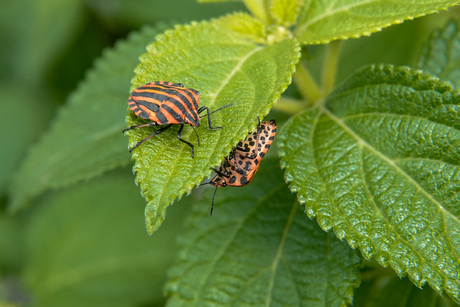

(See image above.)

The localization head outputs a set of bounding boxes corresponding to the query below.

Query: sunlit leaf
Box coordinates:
[126,20,300,234]
[270,0,304,26]
[295,0,460,44]
[216,12,267,43]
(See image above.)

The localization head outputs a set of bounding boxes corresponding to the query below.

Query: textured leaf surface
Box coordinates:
[8,25,171,212]
[295,0,460,44]
[127,20,300,234]
[418,19,460,89]
[23,168,189,307]
[354,264,457,306]
[279,64,460,303]
[165,158,361,306]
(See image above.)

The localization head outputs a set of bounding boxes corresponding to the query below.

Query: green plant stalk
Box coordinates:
[293,61,323,105]
[321,40,342,95]
[273,97,306,114]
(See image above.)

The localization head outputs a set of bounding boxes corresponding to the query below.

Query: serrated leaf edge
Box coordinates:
[296,3,458,45]
[278,99,460,301]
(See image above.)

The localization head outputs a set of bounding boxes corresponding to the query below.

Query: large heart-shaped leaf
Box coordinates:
[166,158,362,306]
[279,64,460,303]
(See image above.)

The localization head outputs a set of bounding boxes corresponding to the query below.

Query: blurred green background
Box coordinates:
[1,0,459,306]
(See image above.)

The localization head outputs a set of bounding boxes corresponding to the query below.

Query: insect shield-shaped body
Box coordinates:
[207,119,277,214]
[122,81,231,158]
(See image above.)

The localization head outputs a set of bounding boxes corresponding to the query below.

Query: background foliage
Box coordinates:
[2,0,460,306]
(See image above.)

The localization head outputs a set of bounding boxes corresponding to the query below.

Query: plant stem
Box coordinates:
[321,40,342,95]
[273,97,306,114]
[293,62,323,105]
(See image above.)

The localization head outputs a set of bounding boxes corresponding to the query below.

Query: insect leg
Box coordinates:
[176,124,196,158]
[210,167,230,178]
[128,124,172,152]
[197,104,233,130]
[122,122,158,133]
[197,106,221,130]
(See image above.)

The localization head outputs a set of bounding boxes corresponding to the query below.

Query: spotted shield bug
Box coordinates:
[122,81,232,157]
[204,118,277,214]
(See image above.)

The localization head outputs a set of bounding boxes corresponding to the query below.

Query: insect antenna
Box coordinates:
[210,185,218,216]
[199,181,211,187]
[199,103,234,119]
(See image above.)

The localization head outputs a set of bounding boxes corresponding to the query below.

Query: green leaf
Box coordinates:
[165,158,362,306]
[295,0,460,45]
[0,84,53,194]
[0,213,23,272]
[243,0,272,23]
[216,12,267,43]
[23,167,190,307]
[270,0,303,26]
[127,20,300,234]
[8,24,172,212]
[198,0,240,2]
[14,0,85,83]
[278,64,460,303]
[354,263,457,306]
[94,0,246,28]
[418,19,460,89]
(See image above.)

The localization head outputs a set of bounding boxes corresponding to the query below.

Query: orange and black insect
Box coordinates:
[122,81,232,157]
[203,118,277,214]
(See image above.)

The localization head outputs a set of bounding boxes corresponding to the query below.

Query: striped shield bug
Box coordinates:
[122,81,232,158]
[203,118,277,214]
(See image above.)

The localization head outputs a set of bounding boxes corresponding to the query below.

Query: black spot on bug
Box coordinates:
[259,152,265,158]
[244,161,251,171]
[229,176,236,184]
[240,176,248,185]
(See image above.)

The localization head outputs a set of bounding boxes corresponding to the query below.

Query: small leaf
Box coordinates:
[165,158,362,306]
[270,0,304,26]
[418,19,460,89]
[127,20,300,234]
[279,64,460,303]
[8,25,171,212]
[23,167,190,307]
[295,0,460,45]
[215,12,267,43]
[243,0,272,24]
